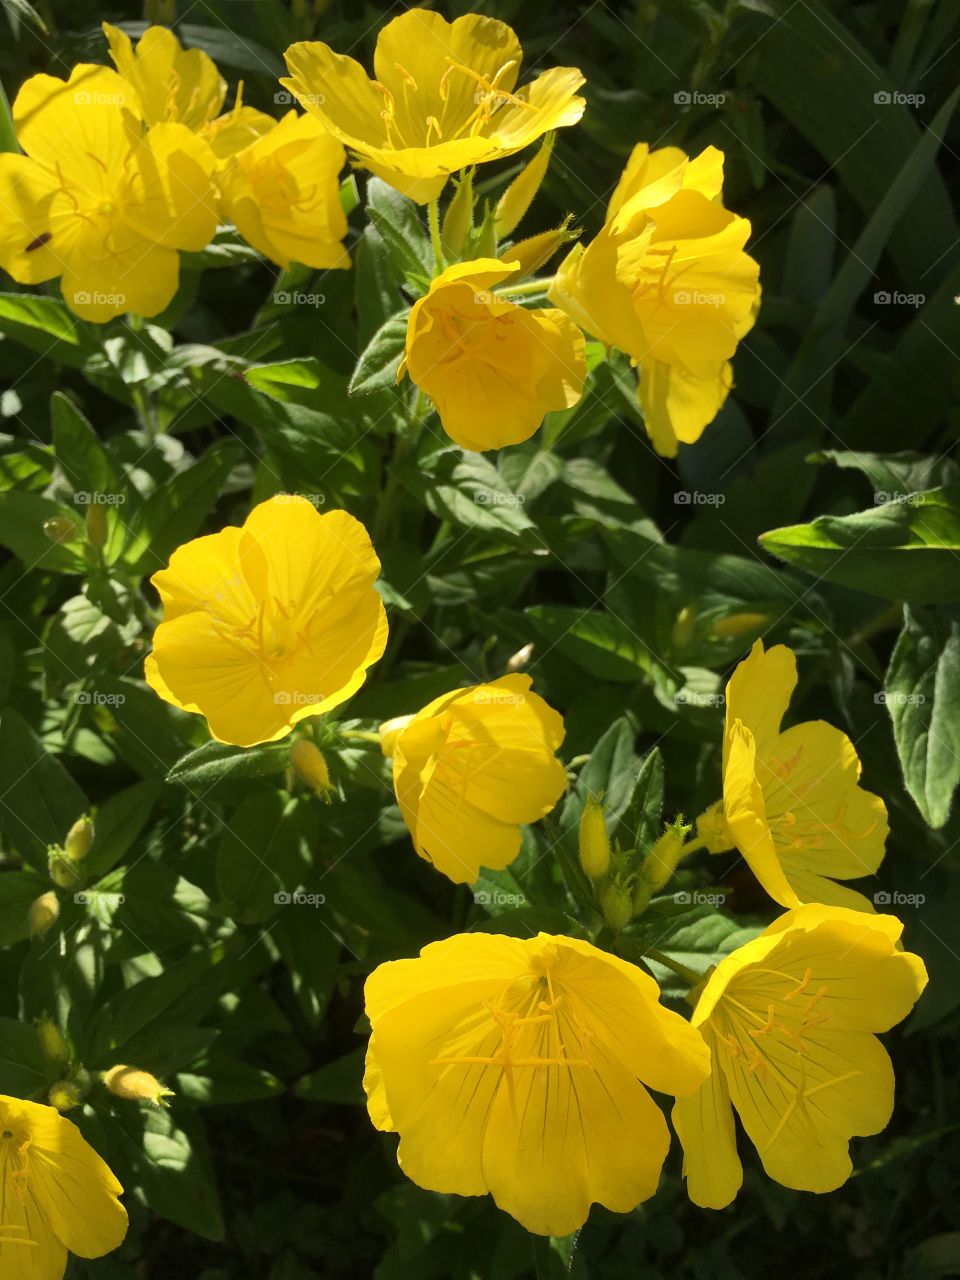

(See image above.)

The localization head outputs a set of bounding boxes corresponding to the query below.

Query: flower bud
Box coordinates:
[472,199,498,259]
[578,795,611,880]
[378,714,413,759]
[29,891,60,938]
[103,1064,174,1107]
[48,1081,83,1112]
[64,814,94,863]
[506,642,534,672]
[43,515,76,544]
[710,611,769,639]
[496,134,554,237]
[48,846,81,890]
[85,502,108,549]
[36,1016,70,1067]
[504,219,578,280]
[671,604,697,650]
[643,819,690,893]
[599,883,633,932]
[289,739,335,800]
[442,166,474,259]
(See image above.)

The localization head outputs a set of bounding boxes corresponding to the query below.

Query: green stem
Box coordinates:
[680,832,708,856]
[427,198,445,270]
[846,601,903,650]
[642,948,704,986]
[127,314,159,438]
[497,276,556,297]
[0,78,18,154]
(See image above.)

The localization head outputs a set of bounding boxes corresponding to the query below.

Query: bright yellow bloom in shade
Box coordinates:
[217,113,350,270]
[364,931,710,1235]
[145,496,388,748]
[0,1093,127,1276]
[549,144,760,456]
[387,675,566,884]
[0,64,217,321]
[400,259,585,451]
[697,639,888,911]
[673,905,927,1208]
[281,9,585,204]
[102,23,274,162]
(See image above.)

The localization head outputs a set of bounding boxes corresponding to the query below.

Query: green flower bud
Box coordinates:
[578,795,611,880]
[85,502,108,549]
[441,166,474,259]
[43,515,77,544]
[599,883,633,932]
[36,1016,71,1066]
[49,1080,83,1112]
[29,891,60,938]
[64,814,94,863]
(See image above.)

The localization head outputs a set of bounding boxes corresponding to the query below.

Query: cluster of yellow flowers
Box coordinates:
[0,8,760,452]
[0,6,924,1263]
[136,493,926,1235]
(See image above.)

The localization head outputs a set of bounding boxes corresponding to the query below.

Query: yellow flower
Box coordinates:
[0,64,217,321]
[549,144,760,456]
[400,259,585,451]
[0,1093,127,1274]
[218,112,350,270]
[388,674,566,884]
[102,22,274,162]
[364,931,710,1235]
[102,22,225,131]
[673,905,927,1208]
[698,639,888,910]
[145,496,388,748]
[281,9,585,204]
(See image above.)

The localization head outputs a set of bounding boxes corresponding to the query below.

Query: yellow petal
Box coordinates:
[0,153,61,284]
[103,22,225,129]
[127,122,218,251]
[672,1034,743,1209]
[60,239,181,321]
[636,356,733,457]
[723,720,801,908]
[723,639,797,767]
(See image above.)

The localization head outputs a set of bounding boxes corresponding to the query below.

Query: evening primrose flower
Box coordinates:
[673,905,927,1208]
[281,8,585,204]
[145,496,388,747]
[364,931,710,1235]
[0,64,217,320]
[0,1093,127,1275]
[217,112,350,269]
[102,22,274,161]
[696,640,888,911]
[549,143,760,456]
[400,259,585,451]
[386,675,566,884]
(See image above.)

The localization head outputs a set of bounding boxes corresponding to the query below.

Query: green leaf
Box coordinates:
[273,903,341,1028]
[365,178,433,283]
[526,604,657,683]
[348,310,409,396]
[812,449,960,500]
[406,449,537,541]
[0,489,86,574]
[216,792,313,925]
[759,486,960,604]
[0,707,87,869]
[121,439,241,575]
[167,740,291,790]
[884,606,960,828]
[0,293,96,366]
[294,1048,365,1105]
[84,780,162,879]
[0,1016,47,1097]
[616,747,665,854]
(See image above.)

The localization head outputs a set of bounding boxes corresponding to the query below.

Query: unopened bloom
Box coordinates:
[218,112,350,269]
[103,1065,174,1107]
[102,22,273,161]
[364,931,710,1235]
[578,794,610,879]
[697,640,887,910]
[673,905,927,1207]
[145,496,388,747]
[289,738,335,800]
[0,64,218,321]
[28,891,60,939]
[0,1093,127,1273]
[388,675,566,884]
[281,9,585,204]
[550,144,760,455]
[401,259,585,451]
